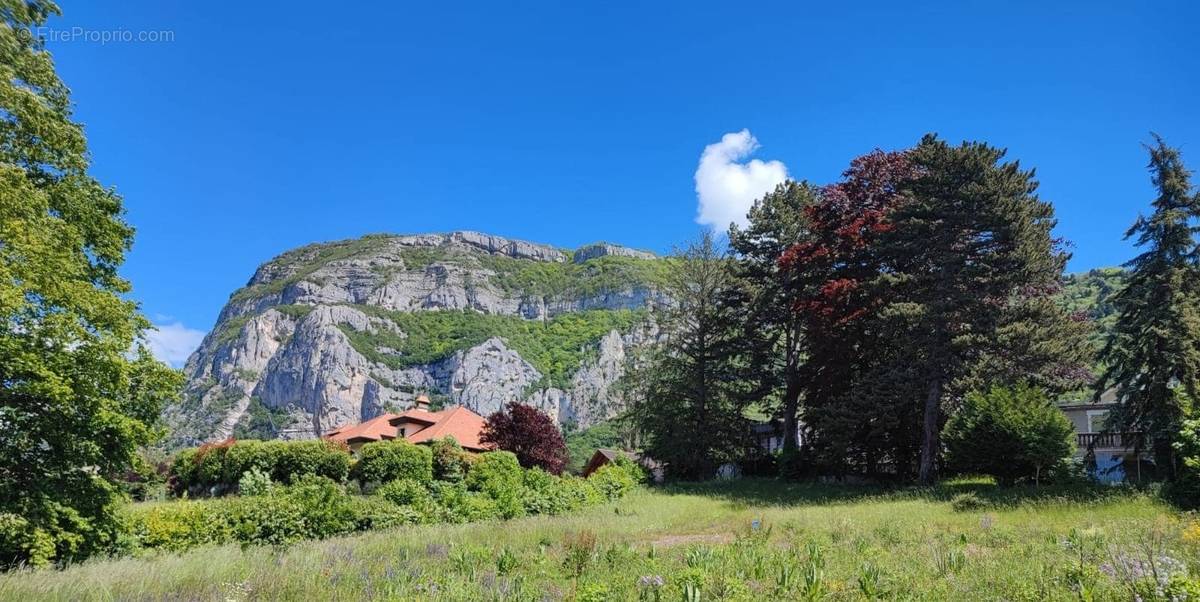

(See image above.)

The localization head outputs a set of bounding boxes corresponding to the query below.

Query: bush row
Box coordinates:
[129,452,644,554]
[169,438,351,496]
[129,476,418,551]
[168,437,471,496]
[372,451,639,523]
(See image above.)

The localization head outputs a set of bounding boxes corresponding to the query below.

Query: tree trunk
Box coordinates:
[782,369,801,453]
[918,377,942,485]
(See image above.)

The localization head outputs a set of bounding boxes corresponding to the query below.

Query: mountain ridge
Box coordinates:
[165,231,668,448]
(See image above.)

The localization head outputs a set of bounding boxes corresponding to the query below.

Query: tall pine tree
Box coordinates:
[1095,136,1200,475]
[627,232,752,479]
[883,135,1067,483]
[728,181,817,456]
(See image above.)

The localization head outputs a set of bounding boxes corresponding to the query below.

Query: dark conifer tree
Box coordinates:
[627,232,752,479]
[727,181,818,457]
[1095,136,1200,475]
[883,135,1068,484]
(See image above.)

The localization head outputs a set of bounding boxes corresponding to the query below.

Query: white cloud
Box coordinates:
[694,129,789,230]
[145,321,206,368]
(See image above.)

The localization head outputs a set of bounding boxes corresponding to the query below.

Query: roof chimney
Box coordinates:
[413,394,431,411]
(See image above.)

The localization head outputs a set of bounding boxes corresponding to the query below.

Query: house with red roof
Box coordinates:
[323,395,492,453]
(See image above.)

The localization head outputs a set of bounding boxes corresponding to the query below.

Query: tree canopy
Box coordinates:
[482,403,569,475]
[0,1,182,567]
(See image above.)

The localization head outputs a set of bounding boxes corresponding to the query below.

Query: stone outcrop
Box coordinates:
[165,231,667,448]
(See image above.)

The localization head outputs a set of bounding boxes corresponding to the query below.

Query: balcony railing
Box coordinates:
[1077,432,1143,449]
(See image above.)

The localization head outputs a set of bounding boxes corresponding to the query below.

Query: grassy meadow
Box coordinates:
[2,479,1196,601]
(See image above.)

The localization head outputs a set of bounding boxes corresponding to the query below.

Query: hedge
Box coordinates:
[169,439,351,496]
[128,449,645,556]
[130,476,421,551]
[350,440,433,486]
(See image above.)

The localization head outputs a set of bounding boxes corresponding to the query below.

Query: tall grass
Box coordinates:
[1,479,1194,601]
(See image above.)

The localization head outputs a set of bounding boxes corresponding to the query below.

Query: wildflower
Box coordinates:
[638,575,665,588]
[1183,521,1200,545]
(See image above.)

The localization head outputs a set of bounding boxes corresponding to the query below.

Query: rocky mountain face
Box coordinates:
[164,232,668,448]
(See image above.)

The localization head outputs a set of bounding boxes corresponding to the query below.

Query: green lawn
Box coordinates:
[2,479,1195,601]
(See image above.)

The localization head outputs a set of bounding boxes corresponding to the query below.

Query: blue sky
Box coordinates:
[45,1,1199,364]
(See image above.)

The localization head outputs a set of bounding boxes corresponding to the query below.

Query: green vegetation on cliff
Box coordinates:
[229,234,395,303]
[339,307,647,385]
[227,234,671,307]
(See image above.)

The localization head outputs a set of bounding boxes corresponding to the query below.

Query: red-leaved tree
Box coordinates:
[481,402,569,474]
[778,149,920,476]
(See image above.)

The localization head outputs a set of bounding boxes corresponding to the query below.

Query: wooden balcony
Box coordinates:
[1077,432,1142,449]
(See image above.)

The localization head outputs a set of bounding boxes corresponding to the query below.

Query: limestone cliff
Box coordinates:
[164,232,667,447]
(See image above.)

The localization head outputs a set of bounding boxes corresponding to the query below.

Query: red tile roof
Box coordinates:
[404,406,491,451]
[324,413,402,444]
[323,405,492,451]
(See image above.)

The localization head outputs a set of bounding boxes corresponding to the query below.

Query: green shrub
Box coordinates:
[348,497,421,530]
[168,448,199,495]
[375,478,429,506]
[351,440,433,486]
[130,477,398,552]
[466,451,525,518]
[611,455,649,484]
[520,468,573,516]
[943,383,1075,486]
[194,439,236,492]
[238,468,274,496]
[466,451,523,493]
[127,440,641,557]
[1169,418,1200,508]
[589,463,636,500]
[0,495,123,569]
[219,493,309,546]
[431,437,472,482]
[429,482,500,523]
[168,439,351,495]
[0,513,55,569]
[950,492,989,512]
[223,439,280,483]
[129,501,231,552]
[221,476,359,546]
[375,479,436,520]
[559,475,604,510]
[273,440,351,484]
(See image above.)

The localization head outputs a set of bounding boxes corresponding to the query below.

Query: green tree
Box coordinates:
[883,135,1068,483]
[1170,418,1200,507]
[943,384,1075,486]
[727,181,817,457]
[0,1,182,567]
[1095,136,1200,476]
[627,232,752,479]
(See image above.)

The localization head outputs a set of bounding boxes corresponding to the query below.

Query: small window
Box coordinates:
[1087,410,1108,434]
